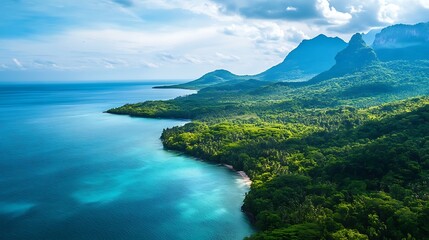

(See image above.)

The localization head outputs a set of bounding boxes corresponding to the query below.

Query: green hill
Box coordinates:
[153,69,246,90]
[108,22,429,240]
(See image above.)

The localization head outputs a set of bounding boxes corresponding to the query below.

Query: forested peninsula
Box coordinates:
[108,23,429,239]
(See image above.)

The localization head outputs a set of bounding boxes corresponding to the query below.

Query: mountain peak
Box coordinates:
[204,69,234,78]
[312,34,328,40]
[255,34,347,81]
[309,33,379,83]
[211,69,231,74]
[334,33,378,70]
[348,33,366,48]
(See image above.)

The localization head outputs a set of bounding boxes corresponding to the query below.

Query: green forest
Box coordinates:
[108,32,429,239]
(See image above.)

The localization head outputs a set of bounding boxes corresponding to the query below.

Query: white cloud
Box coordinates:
[220,21,308,61]
[349,5,364,14]
[284,27,309,43]
[223,22,287,42]
[316,0,352,25]
[159,53,203,64]
[33,59,59,69]
[215,52,240,62]
[141,61,159,68]
[101,58,129,69]
[12,58,24,69]
[420,0,429,8]
[223,24,260,38]
[378,0,400,23]
[137,0,233,20]
[3,0,429,81]
[0,64,9,70]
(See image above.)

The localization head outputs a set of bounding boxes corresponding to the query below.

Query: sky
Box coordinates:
[1,0,429,81]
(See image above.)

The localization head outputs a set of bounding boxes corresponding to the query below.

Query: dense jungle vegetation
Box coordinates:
[108,57,429,239]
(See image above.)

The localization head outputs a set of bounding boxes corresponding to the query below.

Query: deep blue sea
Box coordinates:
[0,82,254,240]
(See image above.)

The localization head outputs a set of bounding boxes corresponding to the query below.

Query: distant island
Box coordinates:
[108,22,429,239]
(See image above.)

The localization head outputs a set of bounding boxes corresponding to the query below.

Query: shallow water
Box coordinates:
[0,82,254,240]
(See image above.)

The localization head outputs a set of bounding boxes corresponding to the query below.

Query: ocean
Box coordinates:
[0,82,254,240]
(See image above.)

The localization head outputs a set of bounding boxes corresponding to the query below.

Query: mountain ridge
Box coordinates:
[156,34,347,90]
[308,33,379,83]
[373,22,429,61]
[254,34,347,81]
[156,21,429,91]
[108,21,429,240]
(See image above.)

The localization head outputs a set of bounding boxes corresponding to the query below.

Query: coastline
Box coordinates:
[223,164,252,187]
[106,86,256,233]
[107,113,254,187]
[106,88,253,188]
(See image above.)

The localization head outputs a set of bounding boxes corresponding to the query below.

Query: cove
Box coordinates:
[0,82,254,240]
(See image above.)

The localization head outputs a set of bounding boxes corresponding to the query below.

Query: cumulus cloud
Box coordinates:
[257,23,285,41]
[213,0,429,34]
[223,22,307,45]
[323,0,429,33]
[348,4,364,14]
[2,0,429,81]
[378,0,400,23]
[316,0,352,25]
[285,27,309,43]
[421,0,429,8]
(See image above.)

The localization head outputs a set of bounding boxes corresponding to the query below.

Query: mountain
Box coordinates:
[154,69,247,90]
[155,22,429,90]
[254,34,347,81]
[157,34,347,90]
[110,22,429,240]
[310,33,379,83]
[335,33,379,69]
[362,28,382,45]
[373,22,429,61]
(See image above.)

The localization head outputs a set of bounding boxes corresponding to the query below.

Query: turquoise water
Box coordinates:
[0,82,254,240]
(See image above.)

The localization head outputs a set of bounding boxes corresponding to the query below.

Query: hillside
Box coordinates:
[255,34,347,82]
[108,22,429,240]
[373,22,429,61]
[153,69,246,90]
[158,97,429,240]
[157,34,347,90]
[309,33,378,83]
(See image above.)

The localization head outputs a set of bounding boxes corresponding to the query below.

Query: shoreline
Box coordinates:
[107,112,254,187]
[223,164,252,187]
[105,85,258,235]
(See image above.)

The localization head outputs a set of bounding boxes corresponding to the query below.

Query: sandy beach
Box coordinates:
[223,164,252,187]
